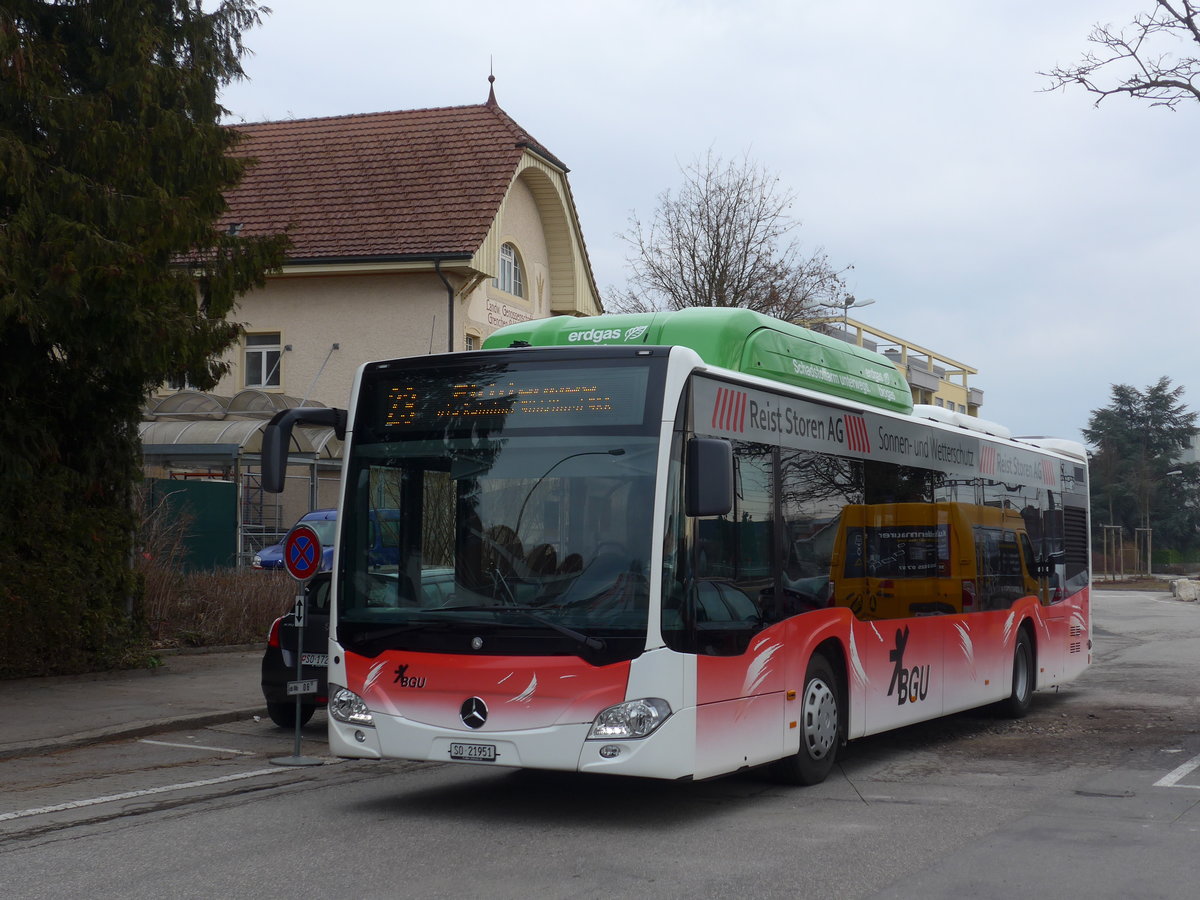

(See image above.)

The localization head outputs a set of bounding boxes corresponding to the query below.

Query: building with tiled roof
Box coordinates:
[142,86,604,562]
[204,81,602,411]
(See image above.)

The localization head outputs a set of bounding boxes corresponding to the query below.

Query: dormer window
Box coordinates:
[495,242,524,297]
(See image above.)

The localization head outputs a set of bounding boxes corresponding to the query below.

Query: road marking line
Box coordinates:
[1153,752,1200,789]
[139,739,254,756]
[0,768,290,822]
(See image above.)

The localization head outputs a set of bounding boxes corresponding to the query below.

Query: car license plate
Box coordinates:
[300,652,328,667]
[449,742,497,762]
[287,679,318,696]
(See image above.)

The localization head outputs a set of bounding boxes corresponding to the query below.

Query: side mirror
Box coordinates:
[261,407,347,493]
[1036,550,1065,578]
[685,437,733,517]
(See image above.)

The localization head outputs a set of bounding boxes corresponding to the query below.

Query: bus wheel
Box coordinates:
[775,654,840,785]
[998,628,1034,718]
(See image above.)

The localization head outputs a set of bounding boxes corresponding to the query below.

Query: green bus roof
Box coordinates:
[482,307,913,414]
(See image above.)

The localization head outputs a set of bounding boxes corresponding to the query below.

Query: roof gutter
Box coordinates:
[517,141,569,174]
[435,259,455,353]
[283,252,474,267]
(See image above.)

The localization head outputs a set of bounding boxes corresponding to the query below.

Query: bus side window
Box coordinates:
[973,526,1027,611]
[688,442,773,655]
[778,450,860,620]
[1017,532,1043,604]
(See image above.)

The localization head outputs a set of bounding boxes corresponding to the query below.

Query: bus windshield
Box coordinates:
[338,354,666,664]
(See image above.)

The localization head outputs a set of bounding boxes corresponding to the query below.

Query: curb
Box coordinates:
[155,644,266,656]
[0,707,267,762]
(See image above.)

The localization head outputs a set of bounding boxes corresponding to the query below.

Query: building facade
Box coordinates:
[143,87,602,563]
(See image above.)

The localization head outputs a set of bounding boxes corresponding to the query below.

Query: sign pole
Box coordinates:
[271,524,325,768]
[290,587,306,758]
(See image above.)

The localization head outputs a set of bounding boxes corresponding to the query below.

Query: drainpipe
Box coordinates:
[435,259,454,352]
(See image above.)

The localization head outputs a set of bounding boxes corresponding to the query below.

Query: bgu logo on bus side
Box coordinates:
[887,625,931,705]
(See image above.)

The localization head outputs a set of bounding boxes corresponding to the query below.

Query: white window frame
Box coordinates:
[245,332,282,388]
[495,242,524,297]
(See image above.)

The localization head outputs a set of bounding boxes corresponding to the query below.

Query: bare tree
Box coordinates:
[1041,1,1200,109]
[610,152,852,320]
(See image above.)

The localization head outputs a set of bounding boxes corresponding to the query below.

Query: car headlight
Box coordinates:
[329,686,374,727]
[587,698,671,739]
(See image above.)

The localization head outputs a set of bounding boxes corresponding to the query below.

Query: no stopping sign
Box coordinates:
[283,524,322,581]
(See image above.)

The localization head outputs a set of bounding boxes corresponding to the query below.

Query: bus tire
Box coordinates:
[267,701,316,729]
[775,654,840,785]
[998,627,1034,718]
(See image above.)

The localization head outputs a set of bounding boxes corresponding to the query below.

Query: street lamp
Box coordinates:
[514,448,626,539]
[842,295,875,328]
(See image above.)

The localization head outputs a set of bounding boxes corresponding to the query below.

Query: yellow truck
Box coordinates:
[829,502,1041,620]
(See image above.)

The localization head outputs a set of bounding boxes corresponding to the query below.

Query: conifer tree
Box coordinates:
[1084,378,1199,556]
[0,1,288,674]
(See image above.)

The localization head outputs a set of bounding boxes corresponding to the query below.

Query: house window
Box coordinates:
[245,332,282,388]
[464,334,478,351]
[495,243,524,297]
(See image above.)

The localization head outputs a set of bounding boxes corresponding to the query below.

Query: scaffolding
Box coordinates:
[140,391,343,566]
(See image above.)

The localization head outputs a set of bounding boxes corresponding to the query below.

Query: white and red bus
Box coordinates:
[262,308,1091,784]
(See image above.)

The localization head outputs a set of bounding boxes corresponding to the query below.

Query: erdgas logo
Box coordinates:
[567,327,622,343]
[566,324,649,343]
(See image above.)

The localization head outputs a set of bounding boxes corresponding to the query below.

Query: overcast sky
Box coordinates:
[217,1,1200,445]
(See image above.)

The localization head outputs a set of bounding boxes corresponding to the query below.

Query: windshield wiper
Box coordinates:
[428,605,605,651]
[340,621,453,648]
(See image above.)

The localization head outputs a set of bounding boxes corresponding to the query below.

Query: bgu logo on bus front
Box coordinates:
[393,664,427,688]
[887,625,930,705]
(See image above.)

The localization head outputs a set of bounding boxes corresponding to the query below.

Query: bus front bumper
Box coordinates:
[328,706,698,780]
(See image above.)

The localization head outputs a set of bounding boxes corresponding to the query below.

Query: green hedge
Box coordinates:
[0,473,148,679]
[1152,548,1200,566]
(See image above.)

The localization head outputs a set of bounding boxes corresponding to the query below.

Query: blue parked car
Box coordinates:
[251,508,400,571]
[252,509,337,572]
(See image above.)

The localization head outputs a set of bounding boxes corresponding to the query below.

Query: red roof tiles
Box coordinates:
[219,103,564,262]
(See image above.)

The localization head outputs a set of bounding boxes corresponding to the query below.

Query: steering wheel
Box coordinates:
[593,541,627,558]
[364,572,398,607]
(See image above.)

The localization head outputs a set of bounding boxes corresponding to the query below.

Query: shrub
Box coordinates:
[135,485,294,647]
[139,566,295,648]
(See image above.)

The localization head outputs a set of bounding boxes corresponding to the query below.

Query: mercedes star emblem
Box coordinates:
[460,697,488,729]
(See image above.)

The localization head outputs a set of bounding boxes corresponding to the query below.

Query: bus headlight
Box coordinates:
[329,686,374,727]
[587,698,671,739]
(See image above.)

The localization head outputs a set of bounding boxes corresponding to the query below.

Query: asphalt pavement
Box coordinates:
[0,647,266,760]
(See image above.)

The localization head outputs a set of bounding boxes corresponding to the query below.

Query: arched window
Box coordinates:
[495,243,524,297]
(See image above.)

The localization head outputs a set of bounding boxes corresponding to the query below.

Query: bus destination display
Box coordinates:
[379,366,651,431]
